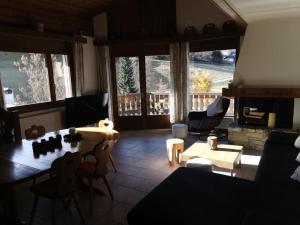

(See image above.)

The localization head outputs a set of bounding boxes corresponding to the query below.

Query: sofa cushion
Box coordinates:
[127,167,257,225]
[294,135,300,148]
[266,131,299,146]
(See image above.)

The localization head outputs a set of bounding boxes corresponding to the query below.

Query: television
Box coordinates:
[65,93,109,128]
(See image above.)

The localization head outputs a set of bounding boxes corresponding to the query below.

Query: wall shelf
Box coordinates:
[94,31,244,45]
[0,25,87,43]
[222,88,300,98]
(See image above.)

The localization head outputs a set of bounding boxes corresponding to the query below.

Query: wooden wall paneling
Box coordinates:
[141,0,176,38]
[107,0,177,39]
[108,0,141,39]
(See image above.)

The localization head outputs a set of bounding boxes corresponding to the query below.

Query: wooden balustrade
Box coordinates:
[118,93,141,116]
[190,93,234,117]
[117,92,234,117]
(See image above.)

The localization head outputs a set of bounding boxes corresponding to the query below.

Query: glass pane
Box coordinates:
[0,51,51,107]
[51,54,73,100]
[188,49,236,116]
[145,55,171,115]
[115,57,141,116]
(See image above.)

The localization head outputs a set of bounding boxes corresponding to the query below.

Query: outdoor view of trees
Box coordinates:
[189,49,236,93]
[117,57,139,94]
[13,53,51,105]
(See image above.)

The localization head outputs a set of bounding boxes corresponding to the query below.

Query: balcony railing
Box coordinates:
[189,93,234,117]
[117,93,234,117]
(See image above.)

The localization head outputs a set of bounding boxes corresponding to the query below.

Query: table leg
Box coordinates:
[230,169,234,177]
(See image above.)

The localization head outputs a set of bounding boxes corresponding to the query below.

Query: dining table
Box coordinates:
[0,127,119,225]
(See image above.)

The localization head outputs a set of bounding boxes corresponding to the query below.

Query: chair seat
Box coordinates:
[31,177,74,199]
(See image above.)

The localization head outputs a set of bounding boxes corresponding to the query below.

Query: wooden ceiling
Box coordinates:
[0,0,113,35]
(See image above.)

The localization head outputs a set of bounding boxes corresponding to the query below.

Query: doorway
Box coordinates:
[110,43,171,130]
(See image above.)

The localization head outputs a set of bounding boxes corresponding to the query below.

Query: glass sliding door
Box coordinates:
[145,55,171,115]
[110,43,171,130]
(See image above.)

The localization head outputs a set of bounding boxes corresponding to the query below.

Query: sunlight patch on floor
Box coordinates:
[241,154,261,166]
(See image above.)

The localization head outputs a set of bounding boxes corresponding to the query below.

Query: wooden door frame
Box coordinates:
[110,42,171,130]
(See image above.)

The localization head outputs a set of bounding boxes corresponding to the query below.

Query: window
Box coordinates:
[188,49,236,116]
[51,54,72,100]
[115,57,142,116]
[145,55,171,115]
[0,51,73,109]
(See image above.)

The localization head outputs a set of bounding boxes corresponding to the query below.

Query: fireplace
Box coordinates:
[238,97,294,128]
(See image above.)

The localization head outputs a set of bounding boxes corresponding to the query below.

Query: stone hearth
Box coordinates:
[228,126,270,151]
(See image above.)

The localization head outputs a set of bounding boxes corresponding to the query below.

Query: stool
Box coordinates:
[186,158,212,172]
[166,138,184,166]
[172,124,188,138]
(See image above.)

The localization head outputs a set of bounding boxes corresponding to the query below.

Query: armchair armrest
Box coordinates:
[188,111,207,120]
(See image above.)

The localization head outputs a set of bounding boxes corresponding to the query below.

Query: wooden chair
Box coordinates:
[77,139,114,215]
[25,125,46,139]
[0,108,21,144]
[98,119,118,172]
[29,152,85,225]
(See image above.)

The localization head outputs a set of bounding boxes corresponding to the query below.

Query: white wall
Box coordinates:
[19,108,64,137]
[83,36,98,94]
[19,36,98,136]
[176,0,231,34]
[235,17,300,129]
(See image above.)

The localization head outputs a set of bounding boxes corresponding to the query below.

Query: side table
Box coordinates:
[166,138,184,166]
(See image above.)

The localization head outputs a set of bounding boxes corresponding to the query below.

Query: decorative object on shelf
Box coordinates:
[184,26,197,37]
[222,20,237,32]
[98,118,114,130]
[268,113,276,128]
[32,134,62,157]
[207,136,218,150]
[202,23,217,34]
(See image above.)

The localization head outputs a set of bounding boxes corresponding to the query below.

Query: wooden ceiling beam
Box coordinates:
[209,0,247,29]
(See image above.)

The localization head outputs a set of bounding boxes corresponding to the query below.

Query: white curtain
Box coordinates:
[0,74,6,109]
[73,42,85,96]
[181,42,190,122]
[95,45,114,121]
[170,42,180,123]
[169,42,189,123]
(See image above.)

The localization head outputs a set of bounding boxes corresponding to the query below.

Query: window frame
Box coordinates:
[0,48,76,113]
[189,37,240,118]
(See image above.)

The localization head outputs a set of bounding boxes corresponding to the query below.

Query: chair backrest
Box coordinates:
[216,97,230,117]
[51,152,81,195]
[98,118,114,130]
[0,108,21,144]
[25,125,46,139]
[92,139,114,177]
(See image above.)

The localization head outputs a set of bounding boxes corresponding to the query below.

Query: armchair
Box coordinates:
[188,97,230,133]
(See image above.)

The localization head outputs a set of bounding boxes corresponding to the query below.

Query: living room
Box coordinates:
[1,0,300,225]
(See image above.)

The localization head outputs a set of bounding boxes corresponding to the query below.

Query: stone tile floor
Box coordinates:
[14,129,262,225]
